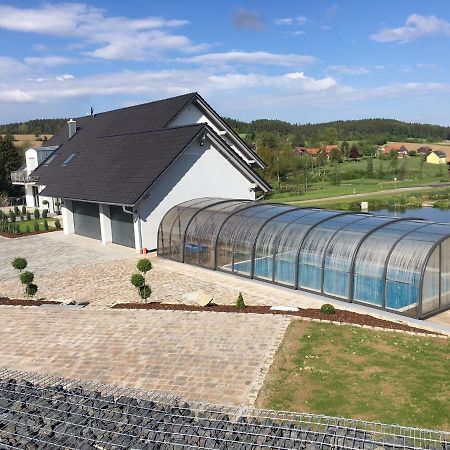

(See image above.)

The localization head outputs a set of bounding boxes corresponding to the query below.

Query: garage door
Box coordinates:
[73,201,101,240]
[110,205,135,248]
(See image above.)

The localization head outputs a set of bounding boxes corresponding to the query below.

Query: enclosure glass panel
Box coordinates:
[216,204,278,271]
[441,239,450,308]
[298,214,367,293]
[353,220,426,305]
[158,198,215,259]
[273,210,342,286]
[323,216,394,298]
[184,200,245,267]
[233,205,296,276]
[183,201,251,268]
[169,198,224,262]
[254,208,319,281]
[422,246,440,315]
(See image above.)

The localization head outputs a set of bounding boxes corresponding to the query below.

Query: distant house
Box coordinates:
[11,92,271,250]
[323,145,339,152]
[417,146,432,157]
[427,150,447,165]
[294,146,308,156]
[383,144,409,157]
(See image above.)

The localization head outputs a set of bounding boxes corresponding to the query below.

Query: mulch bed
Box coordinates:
[0,297,62,306]
[111,302,442,336]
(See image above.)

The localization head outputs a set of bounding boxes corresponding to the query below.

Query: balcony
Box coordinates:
[10,169,38,185]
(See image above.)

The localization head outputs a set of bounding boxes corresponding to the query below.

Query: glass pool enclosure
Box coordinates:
[158,198,450,319]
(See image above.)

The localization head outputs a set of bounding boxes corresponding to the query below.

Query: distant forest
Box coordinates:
[0,119,68,136]
[1,117,449,145]
[224,118,450,146]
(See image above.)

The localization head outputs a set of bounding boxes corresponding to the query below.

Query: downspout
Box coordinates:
[122,205,143,252]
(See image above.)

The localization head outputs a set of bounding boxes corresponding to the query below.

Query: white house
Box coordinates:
[25,93,271,250]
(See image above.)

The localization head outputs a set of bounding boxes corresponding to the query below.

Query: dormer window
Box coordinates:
[44,154,58,166]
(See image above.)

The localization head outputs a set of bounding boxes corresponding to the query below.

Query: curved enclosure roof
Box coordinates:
[158,198,450,319]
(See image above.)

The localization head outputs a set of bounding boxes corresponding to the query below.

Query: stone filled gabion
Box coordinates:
[0,377,446,450]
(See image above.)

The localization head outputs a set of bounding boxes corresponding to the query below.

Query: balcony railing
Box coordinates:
[10,170,37,184]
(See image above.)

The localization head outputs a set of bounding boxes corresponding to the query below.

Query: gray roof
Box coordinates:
[46,92,197,147]
[37,124,206,205]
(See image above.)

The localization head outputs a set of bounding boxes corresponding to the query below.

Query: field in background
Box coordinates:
[257,320,450,430]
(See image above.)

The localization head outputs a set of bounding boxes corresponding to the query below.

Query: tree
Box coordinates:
[376,161,385,179]
[366,158,375,178]
[0,135,23,195]
[389,151,399,175]
[399,158,409,180]
[330,162,341,185]
[349,145,360,160]
[339,140,350,158]
[329,148,342,164]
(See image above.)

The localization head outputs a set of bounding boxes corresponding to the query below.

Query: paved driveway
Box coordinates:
[0,308,289,406]
[0,231,134,283]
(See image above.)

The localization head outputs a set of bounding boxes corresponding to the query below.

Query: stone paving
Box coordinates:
[0,231,134,283]
[0,307,289,406]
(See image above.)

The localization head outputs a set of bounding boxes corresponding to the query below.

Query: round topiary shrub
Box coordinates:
[321,303,336,315]
[139,284,152,300]
[130,273,145,288]
[55,219,62,230]
[137,259,152,273]
[11,257,27,271]
[20,271,34,285]
[25,283,38,297]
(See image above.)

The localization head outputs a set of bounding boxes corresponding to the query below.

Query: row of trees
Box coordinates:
[0,118,67,136]
[226,118,450,146]
[0,135,23,197]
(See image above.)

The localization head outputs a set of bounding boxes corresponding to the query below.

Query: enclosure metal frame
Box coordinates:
[158,199,450,319]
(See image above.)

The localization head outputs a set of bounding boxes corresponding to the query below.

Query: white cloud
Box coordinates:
[56,74,75,81]
[275,16,308,26]
[0,56,29,78]
[371,14,450,43]
[178,51,318,67]
[232,8,264,31]
[327,65,374,75]
[24,56,77,67]
[0,90,34,103]
[0,3,203,61]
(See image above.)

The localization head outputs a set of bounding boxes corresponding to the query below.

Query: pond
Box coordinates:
[373,207,450,222]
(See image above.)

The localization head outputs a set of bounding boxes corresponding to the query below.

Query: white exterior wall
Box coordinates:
[135,139,256,251]
[99,204,112,244]
[61,199,74,235]
[170,103,251,164]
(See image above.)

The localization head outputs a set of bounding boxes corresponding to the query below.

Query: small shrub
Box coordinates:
[321,303,336,315]
[139,284,152,300]
[26,212,31,221]
[13,206,20,217]
[43,219,49,230]
[55,219,62,230]
[131,258,153,302]
[42,200,49,206]
[130,273,145,288]
[21,205,26,216]
[34,221,40,231]
[25,225,30,233]
[9,210,16,222]
[42,209,48,218]
[20,271,34,285]
[12,257,27,271]
[236,292,246,309]
[137,259,152,273]
[34,209,40,219]
[25,283,38,297]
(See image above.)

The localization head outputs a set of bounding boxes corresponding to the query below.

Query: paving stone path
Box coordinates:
[0,308,289,406]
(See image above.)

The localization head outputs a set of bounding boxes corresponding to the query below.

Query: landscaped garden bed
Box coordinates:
[111,302,440,335]
[0,297,61,306]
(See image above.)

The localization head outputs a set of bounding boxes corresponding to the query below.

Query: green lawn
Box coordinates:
[267,157,449,203]
[257,320,450,430]
[16,218,57,232]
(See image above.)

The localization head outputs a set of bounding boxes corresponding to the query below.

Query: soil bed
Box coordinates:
[111,303,440,335]
[0,297,61,307]
[0,229,57,239]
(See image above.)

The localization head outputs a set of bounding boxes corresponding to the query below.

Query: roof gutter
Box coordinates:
[122,205,143,252]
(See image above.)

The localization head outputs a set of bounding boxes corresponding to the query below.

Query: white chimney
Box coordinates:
[67,119,76,139]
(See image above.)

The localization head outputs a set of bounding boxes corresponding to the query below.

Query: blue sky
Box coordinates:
[0,0,449,125]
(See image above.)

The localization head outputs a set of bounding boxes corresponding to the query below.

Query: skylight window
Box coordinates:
[62,153,77,165]
[44,154,58,166]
